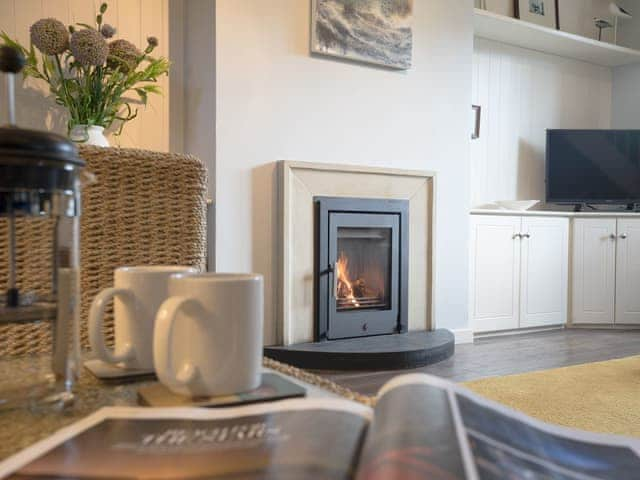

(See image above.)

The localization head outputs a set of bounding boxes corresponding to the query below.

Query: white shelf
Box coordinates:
[470,209,640,218]
[473,8,640,67]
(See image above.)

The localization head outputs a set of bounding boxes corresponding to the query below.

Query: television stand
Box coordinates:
[571,203,603,212]
[573,203,640,212]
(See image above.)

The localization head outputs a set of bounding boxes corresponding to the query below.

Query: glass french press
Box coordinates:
[0,45,84,409]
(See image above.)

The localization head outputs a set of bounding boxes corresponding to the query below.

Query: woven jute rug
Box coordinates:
[268,355,640,438]
[263,357,376,406]
[464,355,640,437]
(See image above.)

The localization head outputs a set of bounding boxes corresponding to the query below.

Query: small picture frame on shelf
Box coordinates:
[514,0,559,29]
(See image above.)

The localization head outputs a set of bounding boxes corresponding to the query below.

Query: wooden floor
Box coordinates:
[317,328,640,396]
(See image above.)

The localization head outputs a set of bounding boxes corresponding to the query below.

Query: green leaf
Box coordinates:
[135,88,148,104]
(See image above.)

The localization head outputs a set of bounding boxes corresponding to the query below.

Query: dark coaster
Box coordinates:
[84,359,156,381]
[137,373,306,408]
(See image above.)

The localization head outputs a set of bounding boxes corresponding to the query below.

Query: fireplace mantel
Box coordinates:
[278,161,436,346]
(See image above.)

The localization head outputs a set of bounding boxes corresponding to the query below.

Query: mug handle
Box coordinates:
[89,287,136,364]
[153,296,199,388]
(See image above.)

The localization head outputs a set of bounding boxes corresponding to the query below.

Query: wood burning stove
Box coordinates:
[315,197,409,341]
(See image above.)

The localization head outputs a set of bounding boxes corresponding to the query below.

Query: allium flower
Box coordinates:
[144,36,158,54]
[107,39,140,73]
[30,18,69,55]
[100,24,116,39]
[70,29,108,66]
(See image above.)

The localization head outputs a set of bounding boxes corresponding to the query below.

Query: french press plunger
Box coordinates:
[0,45,84,409]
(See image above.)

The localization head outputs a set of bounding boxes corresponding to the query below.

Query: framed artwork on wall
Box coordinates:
[310,0,413,70]
[514,0,559,29]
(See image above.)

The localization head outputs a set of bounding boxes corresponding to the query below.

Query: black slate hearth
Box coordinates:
[264,329,454,371]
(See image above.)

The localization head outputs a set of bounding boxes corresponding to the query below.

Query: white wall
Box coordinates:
[168,0,216,268]
[612,0,640,129]
[611,62,640,129]
[617,0,640,49]
[471,39,612,206]
[216,0,474,344]
[0,0,169,151]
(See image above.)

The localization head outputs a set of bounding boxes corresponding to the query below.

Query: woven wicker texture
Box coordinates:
[0,218,56,356]
[0,356,375,460]
[263,357,375,407]
[0,146,208,356]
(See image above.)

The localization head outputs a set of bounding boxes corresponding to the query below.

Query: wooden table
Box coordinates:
[0,355,337,462]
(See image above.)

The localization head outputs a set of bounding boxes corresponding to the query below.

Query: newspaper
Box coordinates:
[357,374,640,480]
[2,374,639,479]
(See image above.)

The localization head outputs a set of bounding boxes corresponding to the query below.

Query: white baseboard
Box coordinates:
[451,328,474,344]
[474,325,564,339]
[568,323,640,330]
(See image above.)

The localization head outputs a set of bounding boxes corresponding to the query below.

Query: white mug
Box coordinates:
[153,273,263,397]
[89,266,197,370]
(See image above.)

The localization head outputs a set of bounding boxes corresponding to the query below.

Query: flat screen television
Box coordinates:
[546,129,640,205]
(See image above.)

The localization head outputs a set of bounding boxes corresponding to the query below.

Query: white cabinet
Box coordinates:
[571,219,617,324]
[470,216,521,332]
[572,218,640,325]
[615,219,640,324]
[470,213,640,332]
[520,217,569,328]
[470,215,569,333]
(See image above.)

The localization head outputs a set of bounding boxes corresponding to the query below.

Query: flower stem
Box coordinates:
[54,54,76,129]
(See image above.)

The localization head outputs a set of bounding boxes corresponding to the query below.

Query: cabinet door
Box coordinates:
[520,217,569,328]
[571,218,616,324]
[470,215,521,332]
[615,219,640,324]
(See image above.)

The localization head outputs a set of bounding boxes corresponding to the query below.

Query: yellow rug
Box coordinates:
[463,355,640,437]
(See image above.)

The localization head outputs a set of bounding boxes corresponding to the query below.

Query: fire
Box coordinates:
[335,250,386,311]
[336,252,360,308]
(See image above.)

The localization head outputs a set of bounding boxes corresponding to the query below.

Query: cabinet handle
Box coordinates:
[610,233,617,240]
[513,233,522,239]
[620,233,628,239]
[471,105,481,139]
[522,233,531,239]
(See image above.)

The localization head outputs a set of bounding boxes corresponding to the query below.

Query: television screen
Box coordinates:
[546,130,640,204]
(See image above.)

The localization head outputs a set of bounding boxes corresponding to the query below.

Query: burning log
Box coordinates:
[336,252,385,310]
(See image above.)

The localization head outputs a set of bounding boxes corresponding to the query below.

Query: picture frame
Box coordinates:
[514,0,560,30]
[310,0,413,70]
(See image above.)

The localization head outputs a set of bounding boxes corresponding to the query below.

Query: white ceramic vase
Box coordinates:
[70,125,109,147]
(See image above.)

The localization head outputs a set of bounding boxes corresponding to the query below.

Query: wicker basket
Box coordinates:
[0,146,208,356]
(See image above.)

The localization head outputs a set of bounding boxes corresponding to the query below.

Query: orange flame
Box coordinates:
[336,252,360,307]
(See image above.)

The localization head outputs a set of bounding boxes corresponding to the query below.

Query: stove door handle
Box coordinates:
[332,262,338,299]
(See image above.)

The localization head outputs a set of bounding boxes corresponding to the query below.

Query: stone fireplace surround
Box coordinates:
[264,161,455,370]
[276,161,436,344]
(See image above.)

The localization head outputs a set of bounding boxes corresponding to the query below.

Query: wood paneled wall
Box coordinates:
[0,0,169,151]
[470,38,612,207]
